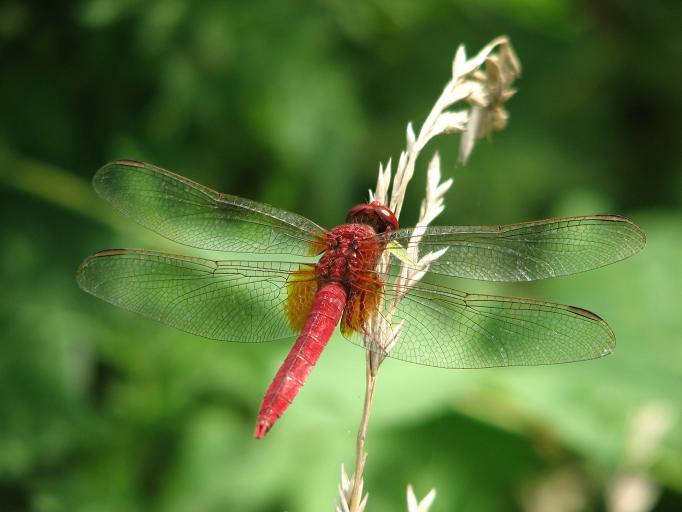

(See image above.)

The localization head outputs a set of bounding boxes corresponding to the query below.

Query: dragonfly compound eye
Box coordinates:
[369,201,399,233]
[346,202,399,234]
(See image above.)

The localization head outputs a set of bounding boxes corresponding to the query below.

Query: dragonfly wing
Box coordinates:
[93,160,327,255]
[382,215,645,281]
[77,249,318,342]
[343,279,615,368]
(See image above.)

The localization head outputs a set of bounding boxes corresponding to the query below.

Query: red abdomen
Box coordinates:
[255,281,347,438]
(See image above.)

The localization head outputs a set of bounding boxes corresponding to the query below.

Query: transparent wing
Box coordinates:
[380,215,645,281]
[343,277,615,368]
[76,249,317,342]
[93,160,327,255]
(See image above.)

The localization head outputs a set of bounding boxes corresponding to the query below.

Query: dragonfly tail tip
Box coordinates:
[254,421,271,439]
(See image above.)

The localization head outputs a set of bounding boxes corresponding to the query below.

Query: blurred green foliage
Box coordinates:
[1,0,681,510]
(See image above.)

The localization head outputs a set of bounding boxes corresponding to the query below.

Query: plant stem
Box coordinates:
[348,354,378,510]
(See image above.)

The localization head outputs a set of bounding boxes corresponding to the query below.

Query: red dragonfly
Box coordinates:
[77,161,645,438]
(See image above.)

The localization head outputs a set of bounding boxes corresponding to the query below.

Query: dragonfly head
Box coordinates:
[346,201,399,234]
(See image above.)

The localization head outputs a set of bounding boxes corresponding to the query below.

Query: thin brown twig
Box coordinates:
[349,354,378,509]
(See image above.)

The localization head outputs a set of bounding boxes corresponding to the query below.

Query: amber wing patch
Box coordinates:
[341,278,382,336]
[285,264,318,332]
[308,235,328,256]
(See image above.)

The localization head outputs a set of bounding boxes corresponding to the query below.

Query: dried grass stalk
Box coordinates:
[338,36,520,512]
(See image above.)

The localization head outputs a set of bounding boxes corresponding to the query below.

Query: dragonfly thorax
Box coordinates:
[317,224,383,288]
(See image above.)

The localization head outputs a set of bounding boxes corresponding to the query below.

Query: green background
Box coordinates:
[1,1,680,510]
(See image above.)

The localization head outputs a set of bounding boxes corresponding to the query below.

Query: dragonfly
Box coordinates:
[77,160,645,438]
